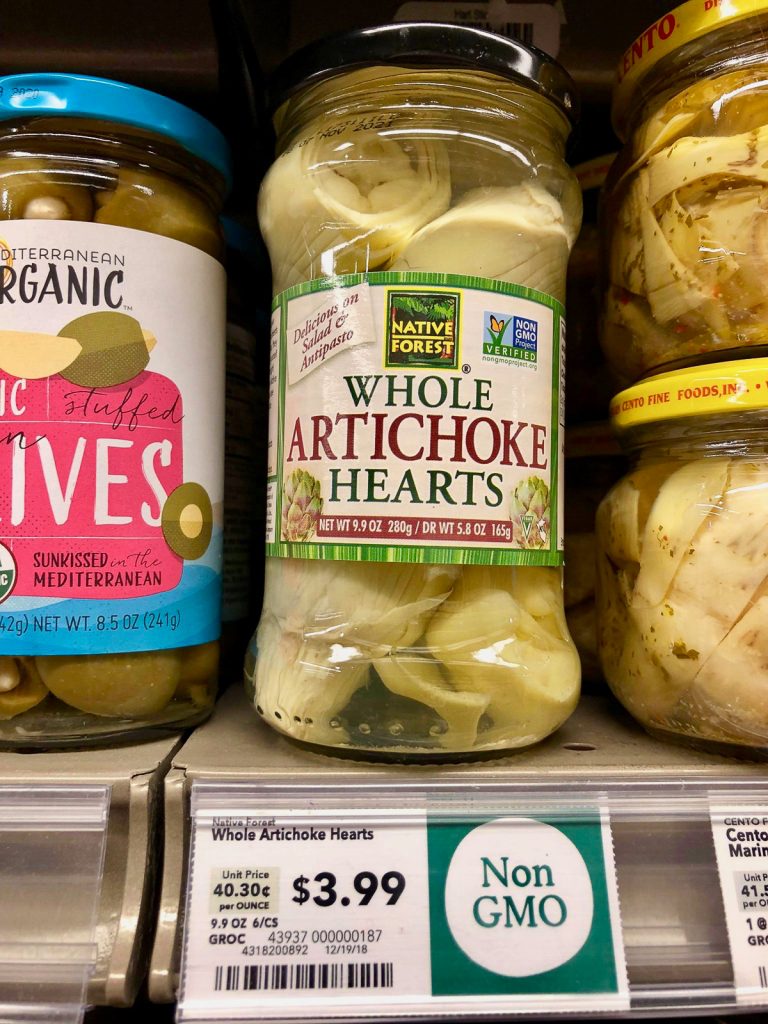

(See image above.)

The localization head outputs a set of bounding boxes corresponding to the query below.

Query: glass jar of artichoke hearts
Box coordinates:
[0,74,230,747]
[249,24,583,759]
[597,358,768,757]
[602,0,768,383]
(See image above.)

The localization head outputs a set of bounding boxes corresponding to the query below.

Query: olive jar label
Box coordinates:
[0,220,225,655]
[267,272,564,566]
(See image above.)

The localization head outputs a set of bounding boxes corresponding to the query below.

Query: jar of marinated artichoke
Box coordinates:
[248,24,583,758]
[597,358,768,757]
[603,0,768,382]
[0,74,230,747]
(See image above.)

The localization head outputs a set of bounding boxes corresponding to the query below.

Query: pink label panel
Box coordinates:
[0,370,184,598]
[7,537,182,598]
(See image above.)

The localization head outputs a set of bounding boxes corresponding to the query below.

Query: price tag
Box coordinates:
[178,793,628,1020]
[711,801,768,1004]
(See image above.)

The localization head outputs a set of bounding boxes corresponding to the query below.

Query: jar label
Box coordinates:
[267,272,564,566]
[0,221,225,654]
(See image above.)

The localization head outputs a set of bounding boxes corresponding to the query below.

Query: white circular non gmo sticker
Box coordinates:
[0,542,16,604]
[444,817,594,977]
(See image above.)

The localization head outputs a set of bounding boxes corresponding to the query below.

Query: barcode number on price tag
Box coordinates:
[711,802,768,1005]
[178,802,628,1019]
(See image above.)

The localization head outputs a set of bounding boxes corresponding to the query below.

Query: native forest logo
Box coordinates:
[385,290,460,369]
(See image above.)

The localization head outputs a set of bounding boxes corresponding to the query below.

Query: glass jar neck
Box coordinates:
[620,13,768,141]
[622,410,768,463]
[0,117,226,211]
[273,66,571,159]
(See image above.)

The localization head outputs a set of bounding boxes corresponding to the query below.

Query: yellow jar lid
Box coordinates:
[613,0,768,138]
[610,358,768,431]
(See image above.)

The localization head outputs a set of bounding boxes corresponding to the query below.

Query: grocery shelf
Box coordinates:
[150,686,768,1019]
[0,732,183,1017]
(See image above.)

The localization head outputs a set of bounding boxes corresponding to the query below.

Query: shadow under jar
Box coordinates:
[0,74,230,747]
[602,0,768,383]
[247,23,583,759]
[596,358,768,759]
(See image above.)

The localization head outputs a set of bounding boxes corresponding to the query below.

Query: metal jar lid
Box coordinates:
[269,22,578,123]
[609,357,768,433]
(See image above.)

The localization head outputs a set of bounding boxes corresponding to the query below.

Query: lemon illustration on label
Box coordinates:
[0,329,82,379]
[162,482,213,560]
[58,311,155,387]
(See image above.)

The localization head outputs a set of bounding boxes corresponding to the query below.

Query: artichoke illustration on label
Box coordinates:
[281,468,323,542]
[510,476,550,549]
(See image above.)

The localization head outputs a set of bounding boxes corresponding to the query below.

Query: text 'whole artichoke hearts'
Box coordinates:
[286,373,548,506]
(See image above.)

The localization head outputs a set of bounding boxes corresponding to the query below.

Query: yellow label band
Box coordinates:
[610,358,768,431]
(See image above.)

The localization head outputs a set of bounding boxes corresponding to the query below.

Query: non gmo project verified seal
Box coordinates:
[483,312,538,363]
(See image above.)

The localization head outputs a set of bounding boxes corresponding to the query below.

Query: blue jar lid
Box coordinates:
[0,73,232,189]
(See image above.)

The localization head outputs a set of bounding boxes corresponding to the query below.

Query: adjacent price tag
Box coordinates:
[711,801,768,1004]
[178,791,628,1020]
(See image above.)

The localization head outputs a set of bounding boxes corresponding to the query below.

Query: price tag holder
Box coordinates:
[711,800,768,1005]
[177,783,628,1020]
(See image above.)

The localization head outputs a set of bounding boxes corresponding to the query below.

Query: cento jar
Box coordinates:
[596,359,768,757]
[0,74,230,747]
[602,0,768,382]
[248,24,583,758]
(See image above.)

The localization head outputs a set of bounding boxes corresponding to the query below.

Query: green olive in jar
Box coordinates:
[0,658,49,719]
[36,651,182,718]
[0,158,94,220]
[95,169,222,257]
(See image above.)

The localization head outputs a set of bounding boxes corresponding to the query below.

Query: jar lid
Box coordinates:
[609,358,768,432]
[269,22,578,122]
[0,73,232,188]
[612,0,768,138]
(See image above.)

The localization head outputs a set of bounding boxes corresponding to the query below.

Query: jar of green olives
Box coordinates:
[0,74,230,747]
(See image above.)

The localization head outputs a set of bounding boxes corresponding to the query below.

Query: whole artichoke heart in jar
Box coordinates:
[603,0,768,381]
[596,358,768,757]
[248,24,583,758]
[0,74,231,747]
